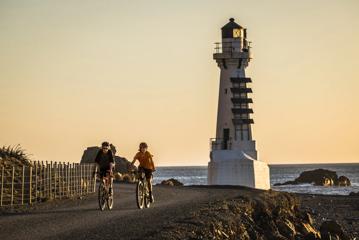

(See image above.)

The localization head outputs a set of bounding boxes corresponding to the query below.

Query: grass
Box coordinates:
[0,145,31,166]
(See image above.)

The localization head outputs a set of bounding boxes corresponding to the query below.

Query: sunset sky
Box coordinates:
[1,0,358,166]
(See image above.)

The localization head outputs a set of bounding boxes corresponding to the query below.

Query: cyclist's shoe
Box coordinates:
[150,193,154,203]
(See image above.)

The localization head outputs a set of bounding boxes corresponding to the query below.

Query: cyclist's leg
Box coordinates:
[145,169,154,202]
[107,170,113,195]
[99,168,106,183]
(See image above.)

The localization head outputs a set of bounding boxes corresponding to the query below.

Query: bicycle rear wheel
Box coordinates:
[136,180,144,209]
[98,182,106,211]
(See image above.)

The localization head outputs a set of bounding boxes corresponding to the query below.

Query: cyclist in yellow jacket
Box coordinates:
[130,142,155,202]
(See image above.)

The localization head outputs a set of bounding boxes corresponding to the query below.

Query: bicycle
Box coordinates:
[97,171,114,211]
[132,169,152,209]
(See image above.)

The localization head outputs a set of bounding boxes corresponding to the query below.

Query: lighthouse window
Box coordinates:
[233,28,241,38]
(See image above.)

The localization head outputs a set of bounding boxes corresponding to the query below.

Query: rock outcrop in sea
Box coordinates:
[159,178,184,186]
[349,191,359,196]
[274,169,351,187]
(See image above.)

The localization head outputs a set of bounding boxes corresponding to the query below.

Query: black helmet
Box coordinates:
[139,142,148,150]
[102,141,110,147]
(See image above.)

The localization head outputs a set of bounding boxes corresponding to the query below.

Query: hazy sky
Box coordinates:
[1,0,358,165]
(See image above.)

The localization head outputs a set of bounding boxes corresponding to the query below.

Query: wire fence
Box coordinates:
[0,162,97,207]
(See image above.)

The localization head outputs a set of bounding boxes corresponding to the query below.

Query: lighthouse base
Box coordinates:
[208,150,270,190]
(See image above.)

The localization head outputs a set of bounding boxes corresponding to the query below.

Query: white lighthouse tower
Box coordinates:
[208,18,270,190]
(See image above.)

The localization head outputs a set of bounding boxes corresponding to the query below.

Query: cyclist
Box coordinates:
[130,142,155,203]
[95,141,115,195]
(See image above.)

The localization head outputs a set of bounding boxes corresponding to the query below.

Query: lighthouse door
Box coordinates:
[223,128,230,150]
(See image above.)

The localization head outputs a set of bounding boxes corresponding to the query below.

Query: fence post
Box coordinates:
[29,166,32,204]
[45,161,48,199]
[59,163,62,199]
[11,166,15,206]
[50,162,53,199]
[74,164,76,196]
[77,164,79,196]
[48,162,51,199]
[1,167,4,206]
[74,163,77,196]
[93,165,97,193]
[86,164,89,194]
[67,162,70,197]
[54,162,57,199]
[22,165,25,205]
[35,163,38,202]
[80,164,83,196]
[41,161,44,200]
[75,163,78,196]
[40,162,43,199]
[70,163,75,196]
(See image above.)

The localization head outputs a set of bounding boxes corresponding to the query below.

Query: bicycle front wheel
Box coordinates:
[98,183,106,211]
[136,180,144,209]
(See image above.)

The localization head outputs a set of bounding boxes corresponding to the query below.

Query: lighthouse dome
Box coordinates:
[221,18,243,38]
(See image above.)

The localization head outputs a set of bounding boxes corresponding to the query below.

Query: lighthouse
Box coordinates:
[208,18,270,190]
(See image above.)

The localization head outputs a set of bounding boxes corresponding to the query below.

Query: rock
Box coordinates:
[276,219,296,238]
[80,145,131,174]
[322,177,334,187]
[121,173,135,183]
[299,222,321,238]
[296,169,337,186]
[114,172,123,181]
[320,220,349,240]
[304,212,314,225]
[349,191,359,196]
[274,169,351,187]
[160,178,184,186]
[337,176,351,186]
[304,232,321,240]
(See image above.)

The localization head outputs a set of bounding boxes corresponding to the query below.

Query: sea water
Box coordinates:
[153,163,359,195]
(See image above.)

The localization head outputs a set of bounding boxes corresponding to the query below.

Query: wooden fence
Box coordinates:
[0,162,97,207]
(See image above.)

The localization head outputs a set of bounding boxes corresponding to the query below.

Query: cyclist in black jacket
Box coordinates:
[95,141,115,195]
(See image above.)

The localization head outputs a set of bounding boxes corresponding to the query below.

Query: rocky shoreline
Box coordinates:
[148,188,357,240]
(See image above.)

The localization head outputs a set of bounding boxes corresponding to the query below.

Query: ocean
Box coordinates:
[153,163,359,195]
